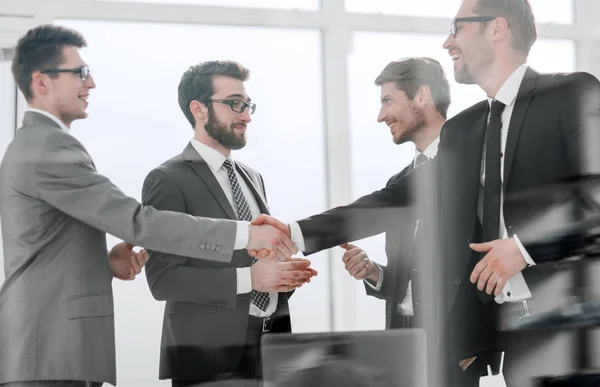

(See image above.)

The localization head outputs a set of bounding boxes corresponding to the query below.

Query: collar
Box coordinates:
[487,63,529,107]
[25,108,70,133]
[190,138,231,172]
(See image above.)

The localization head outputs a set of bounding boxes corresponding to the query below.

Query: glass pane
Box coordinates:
[348,31,575,331]
[345,0,573,24]
[99,0,319,10]
[57,19,327,386]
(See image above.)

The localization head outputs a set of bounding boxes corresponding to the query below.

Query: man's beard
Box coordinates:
[394,103,426,145]
[205,108,247,150]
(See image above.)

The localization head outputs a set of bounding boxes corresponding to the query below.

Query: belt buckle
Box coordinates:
[262,317,272,333]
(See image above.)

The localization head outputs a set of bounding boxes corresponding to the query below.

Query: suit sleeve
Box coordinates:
[364,263,394,300]
[142,168,238,309]
[297,159,437,255]
[33,130,236,263]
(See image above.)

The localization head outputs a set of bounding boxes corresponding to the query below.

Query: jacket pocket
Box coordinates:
[67,292,114,319]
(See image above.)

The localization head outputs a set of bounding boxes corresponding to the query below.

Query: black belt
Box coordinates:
[249,315,273,333]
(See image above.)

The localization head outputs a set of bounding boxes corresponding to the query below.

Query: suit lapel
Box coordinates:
[236,164,270,215]
[503,67,537,187]
[182,143,237,220]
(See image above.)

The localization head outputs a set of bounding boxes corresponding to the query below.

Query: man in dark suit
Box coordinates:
[339,57,449,331]
[253,0,600,385]
[142,61,317,387]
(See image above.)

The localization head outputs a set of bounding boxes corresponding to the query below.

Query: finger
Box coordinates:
[493,276,506,296]
[275,285,298,292]
[281,234,298,255]
[281,261,311,271]
[135,253,146,269]
[476,266,494,292]
[342,249,365,263]
[250,214,269,225]
[141,249,149,262]
[131,258,143,275]
[347,254,368,273]
[485,273,500,295]
[348,257,368,277]
[354,264,371,280]
[339,243,357,251]
[470,258,488,284]
[469,242,493,253]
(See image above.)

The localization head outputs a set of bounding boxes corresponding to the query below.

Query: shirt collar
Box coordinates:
[190,138,230,172]
[487,63,528,107]
[25,108,70,133]
[414,136,440,167]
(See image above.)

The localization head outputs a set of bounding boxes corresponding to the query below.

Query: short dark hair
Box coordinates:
[473,0,537,55]
[375,57,451,118]
[11,24,87,101]
[178,60,250,128]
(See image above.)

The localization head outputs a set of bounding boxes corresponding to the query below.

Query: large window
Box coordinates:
[99,0,319,10]
[347,32,576,331]
[57,19,327,386]
[345,0,574,24]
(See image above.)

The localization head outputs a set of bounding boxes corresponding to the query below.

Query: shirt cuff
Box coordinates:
[236,267,252,294]
[513,234,536,266]
[288,222,306,252]
[364,263,384,291]
[234,221,250,250]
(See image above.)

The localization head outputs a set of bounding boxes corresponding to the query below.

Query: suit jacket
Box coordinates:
[142,143,292,381]
[363,164,419,329]
[0,112,239,385]
[296,69,600,361]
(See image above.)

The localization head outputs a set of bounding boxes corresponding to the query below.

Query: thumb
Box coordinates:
[339,243,355,251]
[251,214,268,225]
[124,243,135,250]
[469,241,493,252]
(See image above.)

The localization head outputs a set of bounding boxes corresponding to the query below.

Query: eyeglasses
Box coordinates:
[450,16,498,37]
[41,66,91,81]
[207,99,256,115]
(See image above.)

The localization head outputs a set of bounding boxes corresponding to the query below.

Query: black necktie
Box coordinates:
[222,159,271,312]
[482,100,506,243]
[414,153,429,169]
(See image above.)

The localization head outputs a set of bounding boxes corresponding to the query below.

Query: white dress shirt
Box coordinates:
[190,139,277,317]
[364,138,440,316]
[481,63,534,303]
[25,108,70,133]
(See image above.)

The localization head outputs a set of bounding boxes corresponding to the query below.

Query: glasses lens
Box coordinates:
[249,104,256,115]
[231,100,245,113]
[81,67,89,80]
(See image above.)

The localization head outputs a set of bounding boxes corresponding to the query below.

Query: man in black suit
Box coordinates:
[142,61,317,387]
[253,0,600,385]
[339,57,449,331]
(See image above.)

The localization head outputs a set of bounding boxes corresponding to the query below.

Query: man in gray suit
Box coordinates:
[142,61,317,386]
[0,25,301,387]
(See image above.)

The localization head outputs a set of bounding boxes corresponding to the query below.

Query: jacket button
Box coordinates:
[200,243,206,249]
[454,277,461,285]
[216,246,221,252]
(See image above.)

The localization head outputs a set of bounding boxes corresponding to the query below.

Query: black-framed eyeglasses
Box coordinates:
[207,99,256,115]
[450,16,498,37]
[41,66,91,81]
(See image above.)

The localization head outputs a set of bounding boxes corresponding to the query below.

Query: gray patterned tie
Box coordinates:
[222,159,271,312]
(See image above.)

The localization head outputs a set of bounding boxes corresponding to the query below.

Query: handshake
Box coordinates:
[246,214,318,292]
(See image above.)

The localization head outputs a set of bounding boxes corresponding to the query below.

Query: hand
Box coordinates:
[108,242,149,281]
[251,258,317,292]
[248,214,295,260]
[340,243,379,283]
[469,237,527,296]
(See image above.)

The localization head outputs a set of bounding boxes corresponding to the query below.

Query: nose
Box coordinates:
[442,34,454,50]
[86,74,96,89]
[377,106,386,123]
[240,108,251,123]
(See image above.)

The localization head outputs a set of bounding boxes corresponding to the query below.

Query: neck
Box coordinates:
[477,55,526,97]
[194,128,231,157]
[28,101,71,128]
[413,117,444,152]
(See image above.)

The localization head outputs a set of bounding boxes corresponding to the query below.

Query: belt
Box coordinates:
[249,315,273,333]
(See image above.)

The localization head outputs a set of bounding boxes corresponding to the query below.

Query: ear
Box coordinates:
[30,71,50,97]
[415,85,431,107]
[189,100,209,126]
[491,16,510,42]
